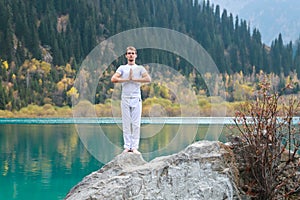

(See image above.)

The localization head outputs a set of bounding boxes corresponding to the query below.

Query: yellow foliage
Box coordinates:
[204,72,212,80]
[43,97,52,104]
[198,97,209,107]
[2,61,8,70]
[198,90,206,96]
[67,87,79,99]
[22,59,30,68]
[57,81,65,92]
[209,96,225,103]
[233,82,254,101]
[143,97,172,107]
[95,103,116,117]
[41,61,51,76]
[55,106,72,117]
[29,64,37,72]
[0,110,15,117]
[73,100,95,117]
[65,63,73,74]
[31,58,40,65]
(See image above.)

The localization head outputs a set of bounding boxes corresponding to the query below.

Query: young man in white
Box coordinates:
[111,46,151,154]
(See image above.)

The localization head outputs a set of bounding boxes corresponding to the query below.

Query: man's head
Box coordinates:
[125,46,137,65]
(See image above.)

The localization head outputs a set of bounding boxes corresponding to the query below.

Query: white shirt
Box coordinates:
[116,64,147,98]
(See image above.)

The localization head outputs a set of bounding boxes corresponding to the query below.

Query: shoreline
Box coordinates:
[0,117,299,125]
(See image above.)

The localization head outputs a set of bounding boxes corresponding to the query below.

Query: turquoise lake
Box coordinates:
[0,123,103,200]
[4,117,298,200]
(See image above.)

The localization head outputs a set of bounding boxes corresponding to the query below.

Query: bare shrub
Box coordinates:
[228,77,300,199]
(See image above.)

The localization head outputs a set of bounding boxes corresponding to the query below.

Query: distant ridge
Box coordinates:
[210,0,300,44]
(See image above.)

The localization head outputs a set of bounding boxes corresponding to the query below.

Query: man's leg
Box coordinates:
[131,98,142,150]
[121,98,131,150]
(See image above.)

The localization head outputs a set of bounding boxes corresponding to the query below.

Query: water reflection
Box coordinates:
[75,123,227,162]
[0,124,102,200]
[0,123,227,200]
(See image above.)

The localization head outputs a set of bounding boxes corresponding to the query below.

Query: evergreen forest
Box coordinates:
[0,0,299,116]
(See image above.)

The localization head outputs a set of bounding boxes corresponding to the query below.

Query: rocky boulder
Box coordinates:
[65,141,241,200]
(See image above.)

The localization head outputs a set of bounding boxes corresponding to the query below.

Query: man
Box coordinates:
[111,46,151,154]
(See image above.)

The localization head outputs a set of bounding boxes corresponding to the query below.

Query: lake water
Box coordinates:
[0,124,101,200]
[0,118,237,200]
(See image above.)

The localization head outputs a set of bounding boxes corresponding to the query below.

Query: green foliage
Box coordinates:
[0,0,300,75]
[0,0,300,113]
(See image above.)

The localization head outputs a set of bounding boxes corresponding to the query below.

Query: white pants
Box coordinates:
[121,97,142,150]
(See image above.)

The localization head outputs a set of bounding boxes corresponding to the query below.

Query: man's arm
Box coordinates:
[131,71,151,83]
[112,68,151,83]
[111,71,131,83]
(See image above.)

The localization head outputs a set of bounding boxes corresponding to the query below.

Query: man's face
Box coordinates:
[125,50,137,64]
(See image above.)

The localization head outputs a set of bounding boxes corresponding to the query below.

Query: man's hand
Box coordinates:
[111,68,151,83]
[131,71,151,83]
[111,68,133,83]
[129,68,133,80]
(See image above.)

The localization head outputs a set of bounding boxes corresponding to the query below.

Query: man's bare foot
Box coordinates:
[123,148,130,153]
[132,149,141,154]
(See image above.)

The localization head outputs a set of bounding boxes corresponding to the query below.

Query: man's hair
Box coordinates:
[126,46,137,54]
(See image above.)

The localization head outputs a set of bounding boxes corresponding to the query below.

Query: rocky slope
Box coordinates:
[64,141,241,200]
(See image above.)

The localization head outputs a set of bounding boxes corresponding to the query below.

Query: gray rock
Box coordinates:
[65,141,241,200]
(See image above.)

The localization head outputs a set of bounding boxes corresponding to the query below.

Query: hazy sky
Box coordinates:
[209,0,300,45]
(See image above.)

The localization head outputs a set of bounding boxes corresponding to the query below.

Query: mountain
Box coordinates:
[0,0,300,111]
[210,0,300,45]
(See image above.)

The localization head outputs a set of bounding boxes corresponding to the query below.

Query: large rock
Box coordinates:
[65,141,241,200]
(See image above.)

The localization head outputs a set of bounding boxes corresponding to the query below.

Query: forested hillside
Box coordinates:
[0,0,299,113]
